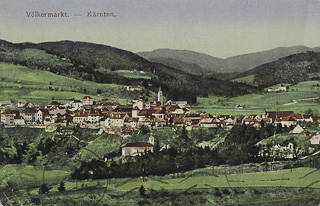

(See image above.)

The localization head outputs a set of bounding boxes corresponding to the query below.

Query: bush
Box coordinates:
[58,181,66,193]
[139,185,146,197]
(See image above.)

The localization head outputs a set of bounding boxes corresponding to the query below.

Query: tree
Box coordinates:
[139,185,146,197]
[38,183,51,194]
[58,181,66,193]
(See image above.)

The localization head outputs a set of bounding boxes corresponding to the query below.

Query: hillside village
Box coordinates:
[1,87,319,141]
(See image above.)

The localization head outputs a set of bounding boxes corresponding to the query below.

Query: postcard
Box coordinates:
[0,0,320,205]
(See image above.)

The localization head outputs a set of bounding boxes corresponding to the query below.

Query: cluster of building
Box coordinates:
[1,88,320,158]
[0,89,319,138]
[267,86,287,92]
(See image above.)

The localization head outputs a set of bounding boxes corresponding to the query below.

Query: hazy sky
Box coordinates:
[0,0,320,58]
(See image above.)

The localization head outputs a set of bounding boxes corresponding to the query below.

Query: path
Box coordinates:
[284,100,297,106]
[300,150,320,160]
[283,97,319,106]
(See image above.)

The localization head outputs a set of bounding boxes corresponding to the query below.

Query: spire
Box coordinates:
[157,86,163,105]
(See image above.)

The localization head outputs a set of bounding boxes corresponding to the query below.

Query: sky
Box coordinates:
[0,0,320,58]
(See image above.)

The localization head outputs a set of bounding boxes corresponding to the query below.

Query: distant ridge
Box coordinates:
[0,39,259,103]
[138,46,320,75]
[234,51,320,87]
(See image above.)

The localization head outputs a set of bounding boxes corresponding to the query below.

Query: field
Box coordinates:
[232,74,257,85]
[0,62,136,105]
[114,70,153,79]
[194,81,320,116]
[2,163,319,192]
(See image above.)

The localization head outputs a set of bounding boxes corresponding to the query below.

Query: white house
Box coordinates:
[290,125,304,134]
[310,134,320,145]
[14,116,25,126]
[122,135,154,156]
[81,96,93,105]
[70,100,83,109]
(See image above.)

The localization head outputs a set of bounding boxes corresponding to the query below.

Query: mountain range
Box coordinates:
[138,46,320,76]
[0,39,258,103]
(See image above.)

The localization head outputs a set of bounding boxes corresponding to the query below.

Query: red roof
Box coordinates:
[123,142,154,147]
[21,108,37,114]
[82,96,93,100]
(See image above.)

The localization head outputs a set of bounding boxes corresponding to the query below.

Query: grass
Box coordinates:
[0,62,132,105]
[113,167,320,190]
[257,133,312,148]
[0,164,70,189]
[78,134,123,161]
[194,81,320,115]
[41,167,320,193]
[114,70,153,79]
[233,75,256,86]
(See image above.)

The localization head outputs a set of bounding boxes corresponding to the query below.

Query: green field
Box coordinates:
[0,164,70,189]
[194,81,320,115]
[0,62,136,105]
[3,165,317,194]
[232,74,257,86]
[114,70,153,79]
[29,167,319,194]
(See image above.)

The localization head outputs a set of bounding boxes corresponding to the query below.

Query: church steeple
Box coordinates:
[157,87,163,105]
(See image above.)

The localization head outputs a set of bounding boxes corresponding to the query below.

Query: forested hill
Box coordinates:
[235,51,320,87]
[0,39,259,102]
[138,46,320,75]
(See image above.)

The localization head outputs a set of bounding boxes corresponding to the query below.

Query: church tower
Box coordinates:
[157,87,163,105]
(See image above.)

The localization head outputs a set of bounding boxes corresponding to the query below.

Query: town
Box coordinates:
[1,87,319,145]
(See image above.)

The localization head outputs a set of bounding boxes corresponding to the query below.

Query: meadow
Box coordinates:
[114,70,153,79]
[194,81,320,115]
[0,62,135,105]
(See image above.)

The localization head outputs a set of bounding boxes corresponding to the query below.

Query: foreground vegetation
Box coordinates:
[1,166,320,205]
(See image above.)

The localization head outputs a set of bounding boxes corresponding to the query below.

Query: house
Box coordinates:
[72,111,88,125]
[70,100,83,109]
[122,135,154,156]
[310,134,320,145]
[133,99,145,110]
[279,86,287,92]
[98,102,120,110]
[278,116,297,128]
[1,110,19,125]
[87,109,101,125]
[199,118,216,128]
[16,100,28,108]
[235,104,243,109]
[263,111,294,121]
[126,86,143,92]
[108,112,129,128]
[46,101,63,109]
[290,124,304,134]
[81,96,93,105]
[124,117,139,128]
[14,116,25,126]
[0,101,12,108]
[20,108,37,125]
[153,118,166,128]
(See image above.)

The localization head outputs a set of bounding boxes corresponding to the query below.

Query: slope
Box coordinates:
[0,39,259,103]
[138,46,320,75]
[234,51,320,87]
[0,62,131,105]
